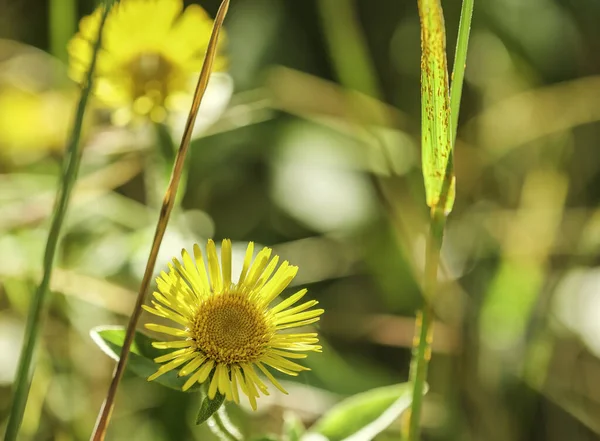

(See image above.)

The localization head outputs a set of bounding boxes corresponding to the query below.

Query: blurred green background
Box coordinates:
[2,0,600,440]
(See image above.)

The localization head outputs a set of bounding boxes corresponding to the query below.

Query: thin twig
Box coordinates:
[89,1,230,439]
[3,4,112,441]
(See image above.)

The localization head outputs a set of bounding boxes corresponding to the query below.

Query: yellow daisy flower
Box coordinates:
[68,0,227,125]
[143,239,324,410]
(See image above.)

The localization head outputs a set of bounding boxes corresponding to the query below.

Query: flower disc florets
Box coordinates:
[191,288,272,364]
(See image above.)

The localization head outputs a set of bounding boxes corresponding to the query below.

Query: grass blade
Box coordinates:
[450,0,475,143]
[3,3,112,440]
[89,1,230,440]
[419,0,455,214]
[408,0,474,440]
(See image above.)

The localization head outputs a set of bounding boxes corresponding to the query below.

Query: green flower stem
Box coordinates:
[49,0,76,63]
[208,407,243,441]
[144,123,174,210]
[152,122,189,208]
[3,3,112,441]
[316,0,381,98]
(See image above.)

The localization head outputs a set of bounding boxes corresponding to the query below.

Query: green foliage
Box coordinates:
[196,392,225,425]
[419,0,455,213]
[90,326,202,392]
[308,383,416,441]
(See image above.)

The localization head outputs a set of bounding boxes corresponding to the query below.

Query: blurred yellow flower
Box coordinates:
[144,239,324,410]
[68,0,227,126]
[0,87,74,157]
[0,39,82,161]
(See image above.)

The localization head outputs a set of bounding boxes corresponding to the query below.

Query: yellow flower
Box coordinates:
[0,87,75,156]
[143,239,324,410]
[68,0,227,125]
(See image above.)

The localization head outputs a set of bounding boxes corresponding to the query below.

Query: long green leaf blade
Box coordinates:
[420,0,455,213]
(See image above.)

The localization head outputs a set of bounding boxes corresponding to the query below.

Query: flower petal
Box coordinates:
[178,354,205,377]
[238,242,254,284]
[207,239,223,293]
[256,362,288,395]
[145,323,189,338]
[221,239,232,288]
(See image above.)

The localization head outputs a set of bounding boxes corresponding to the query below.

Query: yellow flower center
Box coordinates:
[126,53,182,119]
[191,291,272,365]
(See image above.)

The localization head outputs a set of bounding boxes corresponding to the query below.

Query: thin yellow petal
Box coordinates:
[208,366,220,399]
[275,309,324,326]
[152,340,193,349]
[148,352,195,381]
[233,365,248,396]
[144,323,189,337]
[172,254,204,300]
[154,347,194,363]
[269,289,308,315]
[275,317,321,331]
[242,364,269,395]
[207,239,223,293]
[252,255,279,291]
[262,354,308,373]
[243,247,272,289]
[238,242,254,284]
[178,355,205,377]
[221,239,232,288]
[218,364,233,399]
[198,359,215,382]
[230,366,240,403]
[240,370,259,410]
[273,300,318,319]
[193,243,211,290]
[182,366,204,391]
[149,303,189,327]
[258,263,298,306]
[256,362,288,395]
[269,349,308,359]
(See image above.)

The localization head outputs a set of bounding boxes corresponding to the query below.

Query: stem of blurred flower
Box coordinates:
[144,123,185,210]
[316,0,381,98]
[407,0,473,439]
[49,0,75,63]
[3,3,112,441]
[317,0,403,179]
[208,407,243,441]
[154,122,189,207]
[89,1,230,440]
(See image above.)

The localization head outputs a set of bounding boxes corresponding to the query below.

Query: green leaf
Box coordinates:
[196,392,225,425]
[307,383,418,441]
[284,411,305,441]
[419,0,455,213]
[90,325,202,392]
